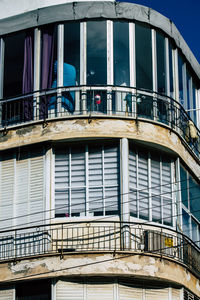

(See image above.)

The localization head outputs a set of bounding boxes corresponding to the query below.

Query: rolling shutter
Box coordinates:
[129,149,137,217]
[151,156,161,222]
[16,152,29,227]
[138,151,149,220]
[29,150,45,225]
[119,284,143,300]
[88,145,103,215]
[104,145,119,214]
[0,287,14,300]
[71,146,86,216]
[87,283,114,300]
[56,280,84,300]
[172,288,181,300]
[0,154,15,230]
[55,149,69,217]
[145,288,169,300]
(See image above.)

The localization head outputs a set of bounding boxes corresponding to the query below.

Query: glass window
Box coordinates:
[192,80,197,124]
[156,32,166,94]
[169,42,174,98]
[192,218,198,243]
[180,166,188,208]
[178,53,184,106]
[64,22,80,85]
[186,68,192,117]
[4,32,26,98]
[55,142,119,217]
[182,209,190,237]
[129,146,173,225]
[135,24,152,91]
[87,21,107,85]
[113,22,129,86]
[189,175,200,222]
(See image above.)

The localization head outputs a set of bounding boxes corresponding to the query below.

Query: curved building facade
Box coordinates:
[0,1,199,299]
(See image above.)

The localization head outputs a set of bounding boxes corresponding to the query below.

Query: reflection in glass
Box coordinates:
[113,22,129,86]
[169,42,174,97]
[189,175,200,222]
[186,68,191,116]
[137,95,153,119]
[182,209,190,237]
[180,166,188,208]
[87,21,107,85]
[156,32,166,94]
[135,24,152,90]
[192,81,197,124]
[178,53,184,105]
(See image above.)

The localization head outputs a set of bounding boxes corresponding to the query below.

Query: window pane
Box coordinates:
[87,21,107,85]
[180,166,188,208]
[156,32,166,94]
[4,32,26,98]
[192,81,197,124]
[113,22,129,86]
[136,24,152,90]
[64,22,80,85]
[169,42,174,98]
[189,176,200,222]
[192,219,198,243]
[178,53,184,106]
[182,209,190,237]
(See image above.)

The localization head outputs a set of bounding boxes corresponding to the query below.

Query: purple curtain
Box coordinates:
[40,26,55,119]
[22,32,33,121]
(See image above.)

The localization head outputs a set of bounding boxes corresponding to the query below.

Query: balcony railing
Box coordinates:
[0,221,199,277]
[0,85,199,157]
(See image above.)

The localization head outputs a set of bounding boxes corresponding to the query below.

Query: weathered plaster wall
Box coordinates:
[0,117,199,178]
[0,253,199,296]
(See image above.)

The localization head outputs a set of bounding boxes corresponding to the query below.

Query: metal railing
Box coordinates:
[0,221,199,277]
[0,85,199,157]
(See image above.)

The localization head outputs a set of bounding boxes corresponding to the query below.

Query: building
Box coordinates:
[0,0,199,299]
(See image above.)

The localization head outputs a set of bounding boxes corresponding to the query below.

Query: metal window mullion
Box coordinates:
[189,76,193,120]
[152,29,157,121]
[45,148,51,222]
[160,156,163,224]
[27,152,31,225]
[52,149,56,219]
[174,49,179,101]
[148,153,152,222]
[57,24,64,117]
[121,138,130,224]
[176,158,182,230]
[102,145,105,216]
[168,287,172,300]
[107,20,113,114]
[129,22,136,117]
[85,145,89,216]
[171,160,176,229]
[13,153,17,228]
[196,89,200,128]
[136,150,139,218]
[0,38,4,125]
[80,22,87,114]
[33,28,41,120]
[69,148,72,216]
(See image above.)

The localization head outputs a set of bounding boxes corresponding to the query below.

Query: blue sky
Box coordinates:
[122,0,200,63]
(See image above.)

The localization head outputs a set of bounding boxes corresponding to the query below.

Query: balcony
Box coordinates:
[0,221,199,278]
[0,85,199,158]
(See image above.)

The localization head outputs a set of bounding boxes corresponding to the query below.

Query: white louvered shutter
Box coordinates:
[29,150,45,225]
[56,280,84,300]
[55,149,69,217]
[129,149,137,217]
[71,146,86,216]
[138,151,149,220]
[0,154,15,230]
[151,155,161,222]
[88,145,103,215]
[172,288,181,300]
[119,284,143,300]
[0,287,14,300]
[87,283,114,300]
[104,145,119,215]
[162,159,172,226]
[16,152,29,227]
[145,288,169,300]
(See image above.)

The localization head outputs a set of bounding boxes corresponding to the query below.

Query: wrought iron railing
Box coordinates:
[0,221,199,277]
[0,85,199,157]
